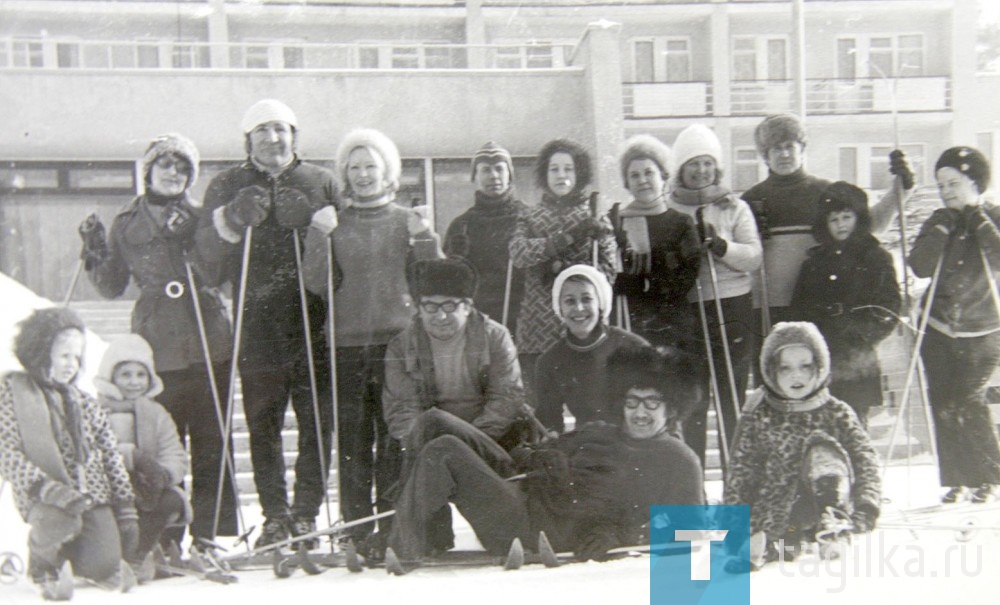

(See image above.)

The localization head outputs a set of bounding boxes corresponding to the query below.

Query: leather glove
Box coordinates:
[37,480,92,516]
[889,149,915,190]
[115,503,141,562]
[748,199,771,240]
[310,205,338,236]
[851,504,878,534]
[575,527,618,562]
[274,187,313,229]
[700,223,728,257]
[223,185,270,230]
[78,213,108,270]
[447,225,471,258]
[925,208,959,235]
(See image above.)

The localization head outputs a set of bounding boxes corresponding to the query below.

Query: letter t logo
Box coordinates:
[675,530,729,580]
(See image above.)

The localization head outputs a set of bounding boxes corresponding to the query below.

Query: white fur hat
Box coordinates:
[670,124,723,178]
[551,264,614,323]
[94,334,164,400]
[241,99,298,134]
[335,128,402,195]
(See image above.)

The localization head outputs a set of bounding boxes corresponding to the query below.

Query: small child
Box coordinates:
[94,334,191,573]
[724,321,881,569]
[790,181,900,427]
[0,307,137,599]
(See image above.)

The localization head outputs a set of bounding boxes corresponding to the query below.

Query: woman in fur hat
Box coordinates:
[724,321,881,570]
[94,334,192,576]
[534,265,648,434]
[79,133,238,549]
[509,139,617,397]
[790,181,901,427]
[613,134,701,352]
[0,308,137,598]
[908,146,1000,504]
[665,124,762,466]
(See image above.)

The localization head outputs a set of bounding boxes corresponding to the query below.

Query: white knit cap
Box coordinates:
[670,123,723,178]
[241,99,298,134]
[551,264,613,323]
[94,334,164,400]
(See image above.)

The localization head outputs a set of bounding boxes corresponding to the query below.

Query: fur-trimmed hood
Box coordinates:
[759,321,831,395]
[94,334,164,400]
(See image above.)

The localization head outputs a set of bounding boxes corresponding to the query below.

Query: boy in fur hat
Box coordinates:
[95,334,192,576]
[0,308,137,599]
[724,321,881,570]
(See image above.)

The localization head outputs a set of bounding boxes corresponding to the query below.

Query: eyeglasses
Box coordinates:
[419,299,465,314]
[624,395,667,411]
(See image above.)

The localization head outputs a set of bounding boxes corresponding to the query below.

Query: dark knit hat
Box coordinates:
[619,134,672,187]
[142,133,200,191]
[935,146,991,194]
[606,345,700,422]
[813,181,872,242]
[409,258,479,300]
[14,307,86,382]
[470,141,514,181]
[754,113,807,156]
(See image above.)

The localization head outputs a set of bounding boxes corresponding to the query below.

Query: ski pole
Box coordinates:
[325,237,343,529]
[980,247,1000,323]
[62,260,85,307]
[695,277,729,472]
[184,259,249,544]
[747,201,772,339]
[292,229,334,530]
[501,257,513,329]
[214,226,253,542]
[589,192,600,268]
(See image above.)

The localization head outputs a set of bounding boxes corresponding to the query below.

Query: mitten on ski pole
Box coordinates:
[273,187,313,229]
[223,185,270,230]
[889,149,915,191]
[78,214,108,270]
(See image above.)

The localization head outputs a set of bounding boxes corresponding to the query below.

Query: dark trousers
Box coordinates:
[158,363,238,540]
[686,293,753,468]
[388,434,528,561]
[921,328,1000,487]
[241,356,333,521]
[335,345,398,538]
[28,504,120,582]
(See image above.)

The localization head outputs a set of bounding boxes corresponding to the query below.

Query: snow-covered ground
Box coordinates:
[1,274,997,604]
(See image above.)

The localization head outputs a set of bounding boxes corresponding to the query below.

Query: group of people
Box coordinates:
[2,96,999,599]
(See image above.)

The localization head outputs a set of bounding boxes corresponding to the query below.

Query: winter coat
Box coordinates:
[443,190,529,331]
[534,325,649,434]
[519,421,705,553]
[383,310,524,441]
[790,234,900,410]
[88,193,232,373]
[194,158,338,369]
[0,372,135,520]
[509,193,617,355]
[666,185,762,303]
[908,204,1000,337]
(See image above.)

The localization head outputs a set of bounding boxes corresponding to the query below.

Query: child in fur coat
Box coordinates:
[724,321,881,569]
[95,334,191,570]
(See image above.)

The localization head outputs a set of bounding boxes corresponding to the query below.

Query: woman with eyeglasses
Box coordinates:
[533,265,648,435]
[78,133,239,548]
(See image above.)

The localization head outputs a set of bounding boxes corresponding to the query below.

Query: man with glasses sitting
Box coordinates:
[386,344,705,566]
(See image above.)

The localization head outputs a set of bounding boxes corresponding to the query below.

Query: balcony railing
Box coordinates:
[0,38,577,71]
[624,81,714,118]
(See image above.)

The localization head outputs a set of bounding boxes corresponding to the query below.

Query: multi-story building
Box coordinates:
[0,0,986,300]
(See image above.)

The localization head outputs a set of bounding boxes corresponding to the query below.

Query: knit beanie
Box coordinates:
[409,257,479,300]
[759,321,831,395]
[551,264,613,323]
[619,134,672,187]
[670,124,723,179]
[935,146,991,194]
[240,99,298,134]
[813,181,872,243]
[754,113,807,157]
[335,128,402,196]
[141,133,200,191]
[13,307,86,384]
[470,141,514,182]
[94,334,164,400]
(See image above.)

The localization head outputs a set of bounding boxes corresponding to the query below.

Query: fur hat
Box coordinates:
[141,133,200,191]
[551,264,613,323]
[94,334,164,400]
[534,138,592,197]
[813,181,872,243]
[754,113,807,156]
[409,257,479,300]
[470,141,514,182]
[619,134,672,187]
[13,307,86,383]
[335,128,402,196]
[240,99,298,134]
[759,321,831,395]
[606,344,700,422]
[670,124,723,179]
[935,146,991,194]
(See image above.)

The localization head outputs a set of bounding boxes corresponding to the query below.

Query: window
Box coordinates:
[425,45,463,69]
[733,148,762,192]
[0,165,60,190]
[391,47,419,69]
[869,37,893,77]
[665,39,691,82]
[836,39,857,80]
[67,166,134,190]
[137,44,159,68]
[766,39,787,81]
[358,47,379,68]
[633,39,654,82]
[493,46,522,69]
[57,43,80,68]
[283,46,304,69]
[245,45,270,69]
[171,44,207,68]
[732,36,788,81]
[525,44,553,69]
[82,44,110,68]
[839,147,858,184]
[897,35,924,74]
[840,144,924,190]
[0,162,135,193]
[12,39,44,68]
[732,38,756,81]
